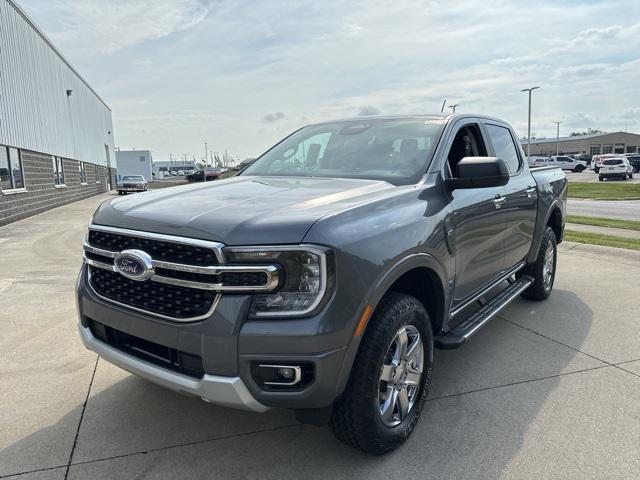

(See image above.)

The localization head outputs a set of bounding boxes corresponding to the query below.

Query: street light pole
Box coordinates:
[521,87,540,157]
[204,142,208,167]
[449,104,460,113]
[554,121,562,156]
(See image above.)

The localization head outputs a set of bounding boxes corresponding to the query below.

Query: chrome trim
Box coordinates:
[85,265,222,322]
[83,256,116,272]
[259,364,303,386]
[88,224,226,263]
[83,254,279,292]
[78,324,269,412]
[457,277,533,341]
[226,245,330,318]
[83,242,117,258]
[450,262,525,318]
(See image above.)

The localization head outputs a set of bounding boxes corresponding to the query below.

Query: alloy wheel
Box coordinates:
[378,325,424,427]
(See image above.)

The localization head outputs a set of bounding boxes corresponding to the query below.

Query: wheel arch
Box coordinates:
[333,254,448,399]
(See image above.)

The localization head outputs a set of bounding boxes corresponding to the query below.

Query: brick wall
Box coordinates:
[0,149,114,226]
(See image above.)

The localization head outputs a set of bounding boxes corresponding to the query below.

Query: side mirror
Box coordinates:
[446,157,510,189]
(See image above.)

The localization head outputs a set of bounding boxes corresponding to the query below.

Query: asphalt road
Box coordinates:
[567,198,640,221]
[1,194,639,479]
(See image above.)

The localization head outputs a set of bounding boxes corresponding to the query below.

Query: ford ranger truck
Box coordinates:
[77,114,567,454]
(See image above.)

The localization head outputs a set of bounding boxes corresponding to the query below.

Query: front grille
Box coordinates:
[84,226,279,321]
[90,266,217,319]
[88,319,204,378]
[88,230,219,266]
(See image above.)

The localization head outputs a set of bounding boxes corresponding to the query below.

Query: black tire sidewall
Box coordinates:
[368,304,434,445]
[331,293,434,454]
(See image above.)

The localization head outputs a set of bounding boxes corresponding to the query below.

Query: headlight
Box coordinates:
[223,245,334,318]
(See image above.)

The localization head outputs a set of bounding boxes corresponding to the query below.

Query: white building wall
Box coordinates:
[115,150,153,181]
[0,0,115,167]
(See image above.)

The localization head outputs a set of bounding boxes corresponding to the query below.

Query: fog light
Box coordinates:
[258,364,302,386]
[277,367,296,381]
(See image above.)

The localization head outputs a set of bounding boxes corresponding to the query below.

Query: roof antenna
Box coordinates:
[440,99,447,113]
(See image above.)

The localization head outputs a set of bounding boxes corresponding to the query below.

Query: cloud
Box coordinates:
[17,0,640,159]
[262,112,285,123]
[25,0,210,54]
[356,106,381,116]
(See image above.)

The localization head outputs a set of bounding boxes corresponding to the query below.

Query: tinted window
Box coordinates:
[243,118,445,185]
[603,159,622,165]
[486,124,520,174]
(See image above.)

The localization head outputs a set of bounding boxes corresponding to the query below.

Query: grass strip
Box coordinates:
[564,230,640,251]
[566,215,640,232]
[567,182,640,200]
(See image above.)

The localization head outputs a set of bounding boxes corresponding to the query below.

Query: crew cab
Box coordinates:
[77,115,566,454]
[549,155,587,172]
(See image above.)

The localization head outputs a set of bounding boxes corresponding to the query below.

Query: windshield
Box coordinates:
[242,118,445,184]
[122,176,144,181]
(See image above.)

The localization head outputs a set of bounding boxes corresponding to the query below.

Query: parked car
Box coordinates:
[186,170,220,182]
[599,157,633,181]
[549,155,587,172]
[624,154,640,173]
[116,175,147,195]
[573,154,592,165]
[590,154,618,173]
[78,114,567,454]
[177,170,185,176]
[527,156,550,167]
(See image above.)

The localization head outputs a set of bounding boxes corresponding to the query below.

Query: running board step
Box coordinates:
[435,275,534,350]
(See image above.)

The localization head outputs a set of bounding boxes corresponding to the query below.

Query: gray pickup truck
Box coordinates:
[77,114,566,454]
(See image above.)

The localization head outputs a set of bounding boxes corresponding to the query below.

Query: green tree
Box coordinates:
[570,128,605,136]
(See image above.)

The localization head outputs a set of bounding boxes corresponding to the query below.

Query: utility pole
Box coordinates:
[169,153,173,175]
[521,87,540,158]
[449,104,460,113]
[204,142,208,167]
[440,99,447,113]
[554,121,562,156]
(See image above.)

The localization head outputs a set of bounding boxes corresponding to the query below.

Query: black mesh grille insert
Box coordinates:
[89,266,217,319]
[88,230,219,266]
[221,271,268,286]
[88,319,204,378]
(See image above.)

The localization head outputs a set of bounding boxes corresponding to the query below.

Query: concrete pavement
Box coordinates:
[567,198,640,222]
[1,194,639,479]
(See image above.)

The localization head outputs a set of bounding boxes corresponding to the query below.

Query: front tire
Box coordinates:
[330,292,434,455]
[599,176,603,181]
[521,226,557,301]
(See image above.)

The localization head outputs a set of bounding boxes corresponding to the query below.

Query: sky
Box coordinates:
[19,0,640,162]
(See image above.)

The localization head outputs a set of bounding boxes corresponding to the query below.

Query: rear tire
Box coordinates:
[330,292,434,455]
[521,226,557,301]
[598,176,603,181]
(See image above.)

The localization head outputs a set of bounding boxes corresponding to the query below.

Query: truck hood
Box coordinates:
[93,176,397,245]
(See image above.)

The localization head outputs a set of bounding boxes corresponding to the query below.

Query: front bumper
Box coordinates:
[78,323,269,412]
[77,265,355,410]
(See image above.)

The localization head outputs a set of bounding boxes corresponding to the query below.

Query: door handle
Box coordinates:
[525,187,536,198]
[493,197,506,209]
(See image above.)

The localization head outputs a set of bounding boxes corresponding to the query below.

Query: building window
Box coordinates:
[53,156,65,185]
[79,161,87,184]
[590,145,601,155]
[602,145,613,154]
[0,146,25,191]
[94,164,101,183]
[626,145,637,154]
[140,156,146,162]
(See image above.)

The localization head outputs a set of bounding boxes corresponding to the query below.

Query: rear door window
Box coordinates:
[485,124,521,175]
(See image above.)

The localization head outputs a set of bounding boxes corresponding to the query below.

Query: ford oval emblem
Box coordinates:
[114,249,154,281]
